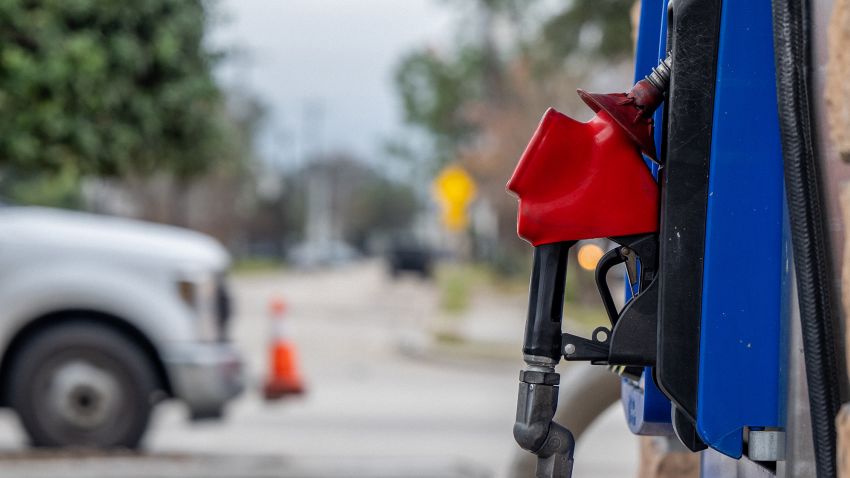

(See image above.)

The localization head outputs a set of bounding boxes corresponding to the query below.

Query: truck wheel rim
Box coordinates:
[46,360,121,429]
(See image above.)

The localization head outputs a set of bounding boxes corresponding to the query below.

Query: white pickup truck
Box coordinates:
[0,206,243,448]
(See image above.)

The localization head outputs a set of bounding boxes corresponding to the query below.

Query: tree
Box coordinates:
[0,0,227,179]
[392,0,635,265]
[538,0,634,63]
[394,0,634,161]
[394,47,489,166]
[121,90,265,234]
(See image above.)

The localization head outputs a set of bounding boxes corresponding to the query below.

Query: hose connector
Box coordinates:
[645,56,672,93]
[514,366,575,478]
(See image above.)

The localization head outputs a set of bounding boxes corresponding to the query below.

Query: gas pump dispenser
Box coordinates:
[508,0,842,476]
[510,56,670,478]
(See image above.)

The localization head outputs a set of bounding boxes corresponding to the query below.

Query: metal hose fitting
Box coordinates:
[645,55,672,92]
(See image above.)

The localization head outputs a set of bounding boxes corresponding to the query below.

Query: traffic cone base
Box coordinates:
[263,377,305,399]
[262,296,306,400]
[263,343,305,399]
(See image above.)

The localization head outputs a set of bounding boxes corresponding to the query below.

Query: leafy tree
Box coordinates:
[539,0,634,62]
[0,0,227,179]
[395,47,489,165]
[394,0,634,158]
[392,0,635,264]
[0,167,82,208]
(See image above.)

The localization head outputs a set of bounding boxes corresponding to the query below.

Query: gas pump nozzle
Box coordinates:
[513,242,576,477]
[509,58,670,477]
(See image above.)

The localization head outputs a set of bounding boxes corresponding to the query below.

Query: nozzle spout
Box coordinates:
[514,367,575,478]
[514,242,576,476]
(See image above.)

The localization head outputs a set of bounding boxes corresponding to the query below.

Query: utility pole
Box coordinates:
[301,100,334,264]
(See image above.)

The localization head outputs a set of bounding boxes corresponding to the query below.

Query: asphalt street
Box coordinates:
[0,261,637,477]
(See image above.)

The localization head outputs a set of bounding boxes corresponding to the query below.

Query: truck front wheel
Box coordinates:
[8,321,158,448]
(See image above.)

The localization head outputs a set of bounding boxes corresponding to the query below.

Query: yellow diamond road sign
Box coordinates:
[433,165,477,232]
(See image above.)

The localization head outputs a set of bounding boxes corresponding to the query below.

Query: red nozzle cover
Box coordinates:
[507,108,659,246]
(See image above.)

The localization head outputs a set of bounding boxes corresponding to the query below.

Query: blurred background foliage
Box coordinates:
[395,0,633,166]
[0,0,231,181]
[394,0,634,271]
[0,0,634,275]
[0,0,427,259]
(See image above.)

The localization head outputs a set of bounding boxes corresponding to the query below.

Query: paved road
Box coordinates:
[0,261,637,477]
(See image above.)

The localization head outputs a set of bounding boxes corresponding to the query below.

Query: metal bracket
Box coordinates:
[562,233,659,367]
[748,430,786,462]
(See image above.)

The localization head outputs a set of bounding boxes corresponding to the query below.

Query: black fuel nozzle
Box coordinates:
[522,242,574,361]
[514,242,576,478]
[513,236,660,476]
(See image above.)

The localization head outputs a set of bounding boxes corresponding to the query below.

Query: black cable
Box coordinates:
[771,0,841,475]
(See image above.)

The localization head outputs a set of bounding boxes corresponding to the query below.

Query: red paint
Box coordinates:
[507,108,659,246]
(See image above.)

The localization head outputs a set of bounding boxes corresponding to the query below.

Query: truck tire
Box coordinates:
[8,321,158,448]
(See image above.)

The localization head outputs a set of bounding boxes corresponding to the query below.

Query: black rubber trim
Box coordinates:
[772,0,841,475]
[655,0,723,424]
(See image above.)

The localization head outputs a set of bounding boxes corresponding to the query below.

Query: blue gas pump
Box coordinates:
[508,0,842,476]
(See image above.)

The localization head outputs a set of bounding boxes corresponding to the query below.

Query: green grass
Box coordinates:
[435,261,542,315]
[436,263,490,315]
[433,330,466,345]
[564,302,608,330]
[435,259,609,332]
[231,257,285,275]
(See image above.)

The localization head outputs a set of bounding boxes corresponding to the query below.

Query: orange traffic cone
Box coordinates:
[263,296,306,399]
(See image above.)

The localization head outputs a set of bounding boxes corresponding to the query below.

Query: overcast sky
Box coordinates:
[211,0,456,169]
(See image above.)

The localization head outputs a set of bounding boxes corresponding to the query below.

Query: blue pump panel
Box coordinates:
[622,373,674,435]
[696,0,785,458]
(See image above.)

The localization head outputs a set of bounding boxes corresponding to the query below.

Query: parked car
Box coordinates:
[386,239,434,278]
[0,206,243,448]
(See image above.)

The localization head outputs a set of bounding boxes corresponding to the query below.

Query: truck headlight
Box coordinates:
[176,274,218,342]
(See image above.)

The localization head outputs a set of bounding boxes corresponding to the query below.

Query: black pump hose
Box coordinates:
[772,0,841,476]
